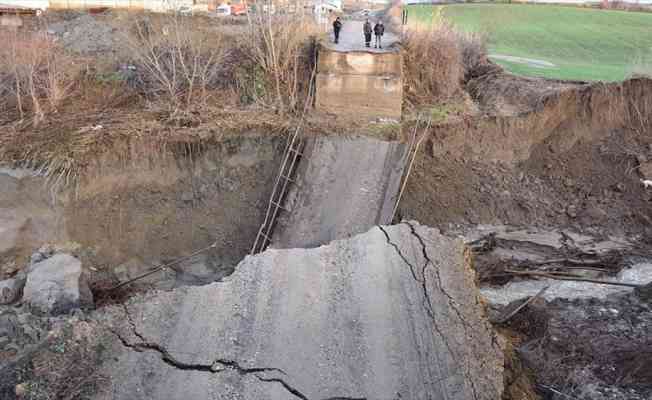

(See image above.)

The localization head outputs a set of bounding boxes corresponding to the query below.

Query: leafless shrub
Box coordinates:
[242,8,318,113]
[124,14,229,113]
[0,29,77,124]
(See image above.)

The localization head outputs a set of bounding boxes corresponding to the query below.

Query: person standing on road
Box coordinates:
[333,17,342,44]
[363,18,372,48]
[373,20,385,49]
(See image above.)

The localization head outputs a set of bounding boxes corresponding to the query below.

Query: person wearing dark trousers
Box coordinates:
[373,20,385,49]
[333,17,342,44]
[363,19,372,48]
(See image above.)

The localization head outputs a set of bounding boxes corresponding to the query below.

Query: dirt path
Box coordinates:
[325,19,400,53]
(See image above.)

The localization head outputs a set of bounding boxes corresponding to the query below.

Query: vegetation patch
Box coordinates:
[408,3,652,81]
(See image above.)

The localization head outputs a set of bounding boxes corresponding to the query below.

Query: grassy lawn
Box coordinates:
[407,3,652,81]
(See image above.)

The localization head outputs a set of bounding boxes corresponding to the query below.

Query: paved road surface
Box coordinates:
[326,19,400,53]
[96,223,503,400]
[272,136,407,249]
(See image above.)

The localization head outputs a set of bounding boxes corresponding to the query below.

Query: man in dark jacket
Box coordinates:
[363,19,372,48]
[333,17,342,44]
[373,20,385,49]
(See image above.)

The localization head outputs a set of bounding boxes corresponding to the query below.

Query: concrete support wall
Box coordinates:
[315,46,403,119]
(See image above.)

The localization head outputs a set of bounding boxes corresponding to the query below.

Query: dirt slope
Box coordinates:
[400,77,652,237]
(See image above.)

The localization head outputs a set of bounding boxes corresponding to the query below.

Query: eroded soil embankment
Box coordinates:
[400,78,652,237]
[1,136,285,288]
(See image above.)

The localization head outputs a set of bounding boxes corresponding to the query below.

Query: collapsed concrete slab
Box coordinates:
[96,222,502,400]
[272,136,407,249]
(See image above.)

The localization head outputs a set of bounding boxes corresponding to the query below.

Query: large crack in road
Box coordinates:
[88,223,502,400]
[378,222,482,400]
[109,304,367,400]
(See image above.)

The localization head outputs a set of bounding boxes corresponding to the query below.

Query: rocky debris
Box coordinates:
[23,254,93,315]
[47,14,118,54]
[481,262,652,306]
[29,244,55,266]
[635,280,652,300]
[0,313,103,400]
[89,222,501,400]
[504,292,652,400]
[464,225,652,305]
[0,279,22,305]
[465,225,635,282]
[0,306,51,359]
[638,160,652,181]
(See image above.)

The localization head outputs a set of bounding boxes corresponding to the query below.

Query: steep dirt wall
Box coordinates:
[425,78,652,163]
[399,78,652,234]
[0,135,286,280]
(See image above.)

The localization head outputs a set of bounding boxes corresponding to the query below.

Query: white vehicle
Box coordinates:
[216,4,231,16]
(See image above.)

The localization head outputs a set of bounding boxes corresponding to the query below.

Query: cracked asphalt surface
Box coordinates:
[272,136,407,249]
[94,223,503,400]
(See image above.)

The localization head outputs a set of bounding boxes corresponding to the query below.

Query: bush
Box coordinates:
[402,10,487,107]
[124,15,229,112]
[240,13,318,113]
[123,12,317,115]
[0,30,78,124]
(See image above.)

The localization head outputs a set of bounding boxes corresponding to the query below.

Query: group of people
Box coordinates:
[332,17,385,49]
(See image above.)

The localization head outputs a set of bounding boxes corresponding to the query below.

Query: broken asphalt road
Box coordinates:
[272,136,407,249]
[94,222,503,400]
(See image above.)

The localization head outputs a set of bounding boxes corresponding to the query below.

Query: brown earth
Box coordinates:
[399,77,652,238]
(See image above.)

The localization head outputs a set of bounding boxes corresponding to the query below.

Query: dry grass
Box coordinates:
[0,29,80,125]
[402,9,487,109]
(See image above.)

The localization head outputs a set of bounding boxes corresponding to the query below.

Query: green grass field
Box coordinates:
[407,3,652,81]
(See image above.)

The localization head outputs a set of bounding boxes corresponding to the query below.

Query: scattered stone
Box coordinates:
[566,205,578,218]
[635,281,652,301]
[0,312,18,338]
[30,244,55,265]
[47,14,118,54]
[638,161,652,181]
[614,182,626,193]
[15,383,27,397]
[210,362,225,372]
[22,254,93,315]
[0,278,22,304]
[181,191,194,202]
